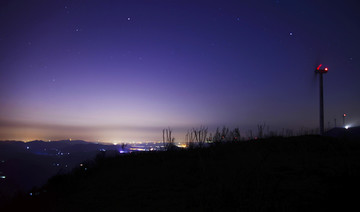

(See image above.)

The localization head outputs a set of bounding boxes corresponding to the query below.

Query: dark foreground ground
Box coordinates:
[3,135,360,211]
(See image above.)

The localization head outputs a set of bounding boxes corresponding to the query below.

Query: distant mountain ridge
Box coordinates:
[0,139,124,199]
[325,126,360,140]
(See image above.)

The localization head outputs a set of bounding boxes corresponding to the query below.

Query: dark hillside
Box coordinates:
[0,140,123,198]
[4,136,360,211]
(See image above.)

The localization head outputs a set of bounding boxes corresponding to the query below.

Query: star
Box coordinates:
[127,17,131,21]
[289,32,293,36]
[64,6,70,14]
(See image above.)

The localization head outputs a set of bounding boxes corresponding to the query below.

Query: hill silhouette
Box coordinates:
[0,139,126,198]
[3,135,360,211]
[325,126,360,140]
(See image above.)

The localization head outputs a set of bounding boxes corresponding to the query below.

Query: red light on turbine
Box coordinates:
[324,67,328,71]
[344,113,347,117]
[317,64,322,70]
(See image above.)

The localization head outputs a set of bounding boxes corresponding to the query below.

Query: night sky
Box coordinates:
[1,0,359,143]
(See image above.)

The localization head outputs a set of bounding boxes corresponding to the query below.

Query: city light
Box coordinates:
[345,125,350,129]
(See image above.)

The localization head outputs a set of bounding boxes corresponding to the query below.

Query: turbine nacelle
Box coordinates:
[315,64,328,74]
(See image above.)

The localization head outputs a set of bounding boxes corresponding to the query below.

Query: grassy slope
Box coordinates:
[4,135,360,211]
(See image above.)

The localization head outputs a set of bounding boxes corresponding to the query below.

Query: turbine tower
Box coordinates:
[315,64,328,135]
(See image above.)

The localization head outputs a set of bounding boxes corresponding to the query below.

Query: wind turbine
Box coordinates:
[315,64,328,135]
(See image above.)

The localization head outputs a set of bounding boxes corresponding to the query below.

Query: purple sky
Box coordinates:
[1,0,359,142]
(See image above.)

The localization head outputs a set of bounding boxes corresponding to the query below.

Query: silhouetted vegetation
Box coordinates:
[162,128,176,150]
[257,123,266,139]
[3,135,360,211]
[185,126,208,148]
